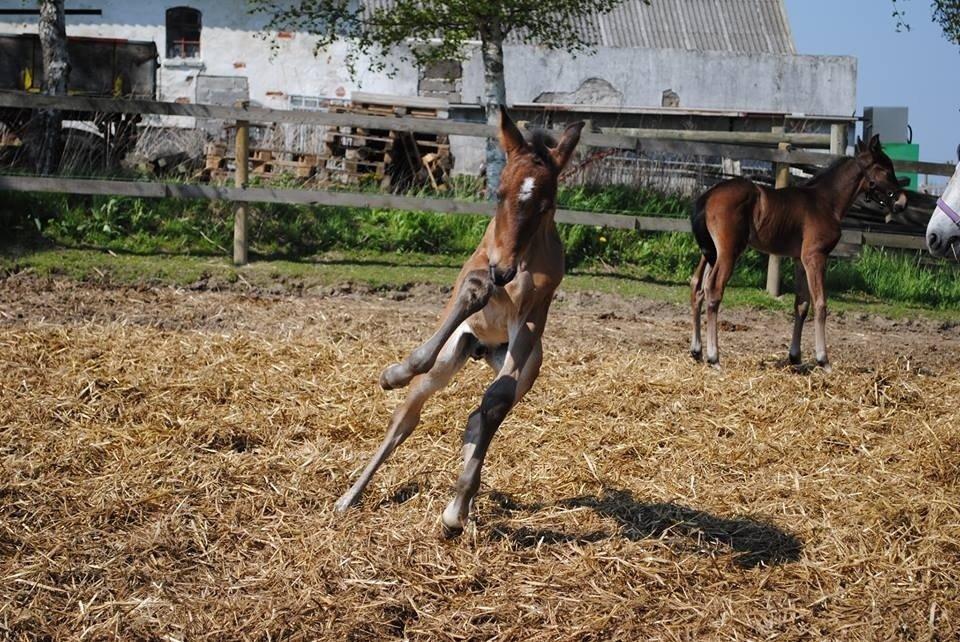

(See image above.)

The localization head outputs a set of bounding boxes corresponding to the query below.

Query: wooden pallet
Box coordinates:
[199,94,452,189]
[201,144,320,182]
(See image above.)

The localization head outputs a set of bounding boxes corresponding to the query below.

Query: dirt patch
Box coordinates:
[1,276,959,639]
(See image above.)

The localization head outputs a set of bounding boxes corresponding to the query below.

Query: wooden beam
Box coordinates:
[0,173,686,231]
[2,90,954,174]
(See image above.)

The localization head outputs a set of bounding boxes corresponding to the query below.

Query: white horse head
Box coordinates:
[926,163,960,260]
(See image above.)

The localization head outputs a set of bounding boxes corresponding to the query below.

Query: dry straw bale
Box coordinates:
[0,277,959,640]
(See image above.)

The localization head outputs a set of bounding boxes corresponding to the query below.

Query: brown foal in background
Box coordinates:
[690,134,907,371]
[335,108,584,535]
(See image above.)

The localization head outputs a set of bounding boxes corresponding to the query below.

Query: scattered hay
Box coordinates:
[0,278,959,640]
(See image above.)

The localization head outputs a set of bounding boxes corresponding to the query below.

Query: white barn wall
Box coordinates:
[450,45,856,174]
[461,45,857,117]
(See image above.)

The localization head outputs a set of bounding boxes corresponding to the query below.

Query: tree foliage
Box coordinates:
[248,0,637,75]
[892,0,960,47]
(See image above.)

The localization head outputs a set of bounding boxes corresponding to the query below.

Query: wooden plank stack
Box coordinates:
[200,92,453,189]
[202,142,319,183]
[316,92,452,190]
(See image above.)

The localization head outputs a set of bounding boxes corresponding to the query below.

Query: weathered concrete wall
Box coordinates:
[462,45,857,117]
[448,44,857,174]
[0,1,417,108]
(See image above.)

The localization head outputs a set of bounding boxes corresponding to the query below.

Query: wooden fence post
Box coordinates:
[765,128,789,297]
[830,123,847,156]
[233,119,250,266]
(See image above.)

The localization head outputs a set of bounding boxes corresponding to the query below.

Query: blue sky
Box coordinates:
[785,0,960,165]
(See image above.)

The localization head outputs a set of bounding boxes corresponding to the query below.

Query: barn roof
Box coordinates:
[364,0,796,55]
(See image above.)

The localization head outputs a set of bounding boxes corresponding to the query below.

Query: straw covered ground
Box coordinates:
[1,274,959,640]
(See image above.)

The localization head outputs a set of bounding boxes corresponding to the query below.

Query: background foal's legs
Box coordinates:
[690,256,708,360]
[789,261,810,365]
[441,329,543,536]
[801,252,831,371]
[334,327,475,512]
[380,269,491,390]
[704,252,737,367]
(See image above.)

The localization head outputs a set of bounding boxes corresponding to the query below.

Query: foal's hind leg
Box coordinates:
[789,261,810,365]
[704,252,737,367]
[441,322,543,536]
[380,269,492,390]
[334,326,475,512]
[690,256,708,361]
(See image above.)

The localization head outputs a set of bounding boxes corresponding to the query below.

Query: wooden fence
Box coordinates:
[0,90,945,288]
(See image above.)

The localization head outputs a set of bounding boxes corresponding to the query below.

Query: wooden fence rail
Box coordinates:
[0,174,902,253]
[1,91,954,176]
[0,92,940,275]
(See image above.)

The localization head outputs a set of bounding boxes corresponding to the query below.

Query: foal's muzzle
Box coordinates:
[892,191,908,213]
[490,264,517,287]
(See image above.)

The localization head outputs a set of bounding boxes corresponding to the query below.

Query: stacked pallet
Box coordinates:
[316,92,452,190]
[202,142,319,183]
[199,93,453,189]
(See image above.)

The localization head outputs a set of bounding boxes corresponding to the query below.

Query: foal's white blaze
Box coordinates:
[926,163,960,259]
[518,177,536,202]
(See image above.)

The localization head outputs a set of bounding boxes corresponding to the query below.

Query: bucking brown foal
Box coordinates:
[690,134,907,371]
[334,108,584,535]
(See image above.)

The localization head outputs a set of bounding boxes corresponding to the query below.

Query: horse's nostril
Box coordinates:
[928,233,941,250]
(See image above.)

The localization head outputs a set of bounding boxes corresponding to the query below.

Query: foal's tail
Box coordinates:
[690,192,717,266]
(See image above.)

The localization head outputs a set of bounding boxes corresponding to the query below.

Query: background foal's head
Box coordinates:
[487,109,584,286]
[856,134,908,214]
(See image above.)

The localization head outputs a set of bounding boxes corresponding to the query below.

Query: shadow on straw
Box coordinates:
[487,488,802,569]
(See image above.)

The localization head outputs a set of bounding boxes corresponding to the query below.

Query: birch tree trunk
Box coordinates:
[479,22,506,199]
[37,0,70,175]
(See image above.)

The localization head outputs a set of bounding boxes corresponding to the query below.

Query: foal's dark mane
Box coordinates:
[528,130,557,168]
[803,156,855,187]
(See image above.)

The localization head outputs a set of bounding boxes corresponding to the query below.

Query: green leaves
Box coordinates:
[248,0,638,74]
[891,0,960,47]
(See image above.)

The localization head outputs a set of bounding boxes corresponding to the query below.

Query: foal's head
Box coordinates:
[487,108,584,286]
[856,134,908,213]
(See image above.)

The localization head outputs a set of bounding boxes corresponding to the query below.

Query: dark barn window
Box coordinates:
[166,7,201,58]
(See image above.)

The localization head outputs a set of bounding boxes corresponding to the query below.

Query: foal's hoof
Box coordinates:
[706,357,721,371]
[788,353,802,366]
[816,360,833,374]
[441,522,464,540]
[379,363,411,390]
[690,349,703,362]
[333,494,358,514]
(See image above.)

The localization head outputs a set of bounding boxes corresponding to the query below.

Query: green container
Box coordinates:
[882,142,919,190]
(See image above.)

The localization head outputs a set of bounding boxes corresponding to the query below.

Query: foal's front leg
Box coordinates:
[380,269,492,390]
[334,326,475,512]
[441,318,544,536]
[801,252,831,372]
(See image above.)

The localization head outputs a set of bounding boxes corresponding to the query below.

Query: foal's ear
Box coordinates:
[855,136,865,153]
[868,133,882,152]
[551,121,585,170]
[499,106,525,156]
